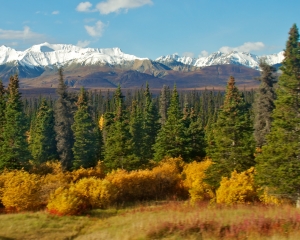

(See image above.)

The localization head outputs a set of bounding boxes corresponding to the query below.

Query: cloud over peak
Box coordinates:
[0,26,44,40]
[219,42,265,54]
[84,21,106,37]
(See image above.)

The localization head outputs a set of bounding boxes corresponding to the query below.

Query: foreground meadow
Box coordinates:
[1,201,300,240]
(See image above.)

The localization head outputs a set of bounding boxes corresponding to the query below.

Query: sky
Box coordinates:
[0,0,299,59]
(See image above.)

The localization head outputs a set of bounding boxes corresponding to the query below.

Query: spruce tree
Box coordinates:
[159,85,170,125]
[153,85,190,161]
[186,108,206,160]
[54,68,74,170]
[104,86,136,170]
[256,24,300,201]
[29,99,57,164]
[205,76,255,188]
[0,80,6,143]
[142,83,160,161]
[0,74,30,170]
[253,61,277,147]
[72,88,98,169]
[129,100,144,160]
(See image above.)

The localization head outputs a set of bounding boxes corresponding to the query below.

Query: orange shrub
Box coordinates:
[1,170,43,211]
[182,159,214,202]
[69,161,106,182]
[106,157,186,203]
[47,186,86,216]
[73,177,115,209]
[216,167,258,204]
[38,162,71,206]
[47,177,115,215]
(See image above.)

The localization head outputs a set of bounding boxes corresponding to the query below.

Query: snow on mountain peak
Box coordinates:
[0,43,147,68]
[156,50,284,70]
[0,43,284,70]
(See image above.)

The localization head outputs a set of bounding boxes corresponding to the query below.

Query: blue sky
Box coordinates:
[0,0,299,59]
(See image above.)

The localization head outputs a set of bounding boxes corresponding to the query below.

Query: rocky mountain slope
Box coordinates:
[0,43,283,89]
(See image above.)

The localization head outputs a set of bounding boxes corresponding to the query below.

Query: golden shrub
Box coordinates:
[182,159,214,202]
[47,177,115,215]
[38,162,71,206]
[73,177,115,209]
[105,157,186,203]
[69,161,106,182]
[216,167,258,204]
[47,187,86,216]
[1,170,43,211]
[258,187,286,205]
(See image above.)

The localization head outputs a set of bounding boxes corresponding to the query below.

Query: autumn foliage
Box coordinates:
[216,167,258,204]
[0,158,286,215]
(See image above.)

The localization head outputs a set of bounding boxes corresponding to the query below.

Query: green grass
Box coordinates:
[0,202,300,239]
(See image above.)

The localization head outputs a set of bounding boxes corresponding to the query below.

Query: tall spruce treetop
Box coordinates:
[104,85,136,170]
[29,99,57,164]
[54,68,74,170]
[256,24,300,201]
[72,88,98,169]
[0,75,30,170]
[153,85,191,161]
[142,82,160,161]
[205,76,255,188]
[253,61,277,147]
[0,80,6,142]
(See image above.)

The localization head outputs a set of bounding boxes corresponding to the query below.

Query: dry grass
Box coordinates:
[0,202,300,240]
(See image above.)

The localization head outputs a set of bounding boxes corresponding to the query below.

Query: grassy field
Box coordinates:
[0,201,300,240]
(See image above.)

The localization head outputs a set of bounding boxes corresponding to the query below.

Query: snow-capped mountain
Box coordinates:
[0,42,147,68]
[156,51,284,70]
[0,43,284,71]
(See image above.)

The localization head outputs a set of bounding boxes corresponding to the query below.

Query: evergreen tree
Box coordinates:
[153,85,190,161]
[0,74,30,170]
[72,88,98,169]
[129,100,144,160]
[186,108,206,160]
[142,83,160,161]
[29,99,57,164]
[104,86,136,170]
[253,61,277,147]
[159,85,170,125]
[54,68,74,170]
[205,76,255,188]
[256,24,300,201]
[0,80,6,143]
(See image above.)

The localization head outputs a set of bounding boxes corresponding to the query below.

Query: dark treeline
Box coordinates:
[1,71,255,171]
[1,24,300,202]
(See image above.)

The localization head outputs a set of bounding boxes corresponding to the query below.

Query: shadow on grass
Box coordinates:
[0,236,15,240]
[87,208,120,219]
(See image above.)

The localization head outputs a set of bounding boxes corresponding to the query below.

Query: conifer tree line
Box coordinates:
[0,24,299,202]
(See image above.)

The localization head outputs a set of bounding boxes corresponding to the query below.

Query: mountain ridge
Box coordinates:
[0,43,283,89]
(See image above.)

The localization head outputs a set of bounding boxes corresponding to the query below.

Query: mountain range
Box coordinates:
[0,42,284,89]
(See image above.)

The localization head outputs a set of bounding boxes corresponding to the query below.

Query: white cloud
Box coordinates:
[182,52,194,58]
[7,42,18,47]
[76,2,93,12]
[199,50,209,57]
[0,26,45,40]
[77,40,91,48]
[219,42,265,53]
[96,0,153,14]
[84,21,105,37]
[52,11,60,15]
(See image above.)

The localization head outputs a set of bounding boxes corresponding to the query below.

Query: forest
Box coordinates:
[0,24,300,239]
